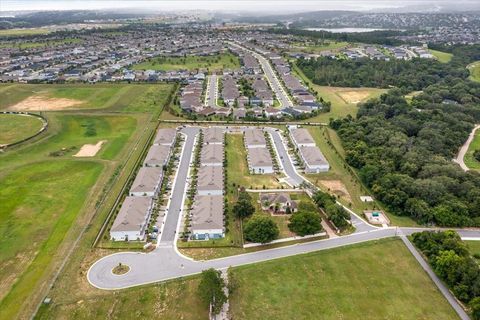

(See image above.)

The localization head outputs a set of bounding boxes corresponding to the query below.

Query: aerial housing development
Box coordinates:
[3,4,480,320]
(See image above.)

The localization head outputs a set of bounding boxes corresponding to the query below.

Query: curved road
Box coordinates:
[454,124,480,171]
[88,125,480,319]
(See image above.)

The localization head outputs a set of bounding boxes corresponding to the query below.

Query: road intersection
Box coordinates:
[88,124,480,320]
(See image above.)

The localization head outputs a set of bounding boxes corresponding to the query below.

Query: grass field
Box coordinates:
[0,83,173,112]
[132,53,240,71]
[466,240,480,261]
[0,38,83,49]
[429,49,453,63]
[468,61,480,82]
[0,113,44,145]
[292,63,386,123]
[229,238,458,320]
[464,128,480,170]
[0,28,50,36]
[36,277,208,319]
[292,41,349,53]
[0,84,174,320]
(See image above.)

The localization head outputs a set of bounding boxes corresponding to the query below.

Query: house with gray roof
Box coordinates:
[244,128,267,148]
[110,196,153,241]
[144,144,172,167]
[246,147,274,174]
[129,167,164,197]
[289,127,316,147]
[197,166,224,196]
[153,128,177,146]
[190,195,224,240]
[299,145,330,173]
[200,143,224,166]
[203,127,224,144]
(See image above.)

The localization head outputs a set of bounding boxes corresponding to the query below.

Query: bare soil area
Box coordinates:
[8,95,83,111]
[73,141,106,157]
[318,180,352,202]
[336,90,371,104]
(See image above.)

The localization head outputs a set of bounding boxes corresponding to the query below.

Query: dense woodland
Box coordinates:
[412,231,480,318]
[297,57,469,90]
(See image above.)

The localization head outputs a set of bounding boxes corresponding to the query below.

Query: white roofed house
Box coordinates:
[110,196,153,241]
[190,195,225,240]
[129,167,163,197]
[144,144,172,167]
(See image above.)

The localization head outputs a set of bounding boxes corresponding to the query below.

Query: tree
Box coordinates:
[198,268,226,315]
[288,210,323,236]
[244,215,279,243]
[233,191,255,219]
[470,297,480,320]
[474,150,480,162]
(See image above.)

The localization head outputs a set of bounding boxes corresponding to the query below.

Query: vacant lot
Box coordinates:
[0,38,82,50]
[230,238,458,320]
[0,83,173,112]
[132,53,240,71]
[464,128,480,170]
[0,113,44,145]
[291,41,349,53]
[429,49,453,63]
[468,61,480,82]
[292,64,386,123]
[0,28,50,36]
[0,84,172,320]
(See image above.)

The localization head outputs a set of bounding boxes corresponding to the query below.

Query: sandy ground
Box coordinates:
[336,90,371,104]
[73,140,106,157]
[319,180,352,202]
[8,95,83,111]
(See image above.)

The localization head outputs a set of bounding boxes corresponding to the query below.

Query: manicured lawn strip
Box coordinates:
[464,128,480,170]
[0,113,44,145]
[429,49,453,63]
[132,53,241,71]
[0,28,50,36]
[0,38,83,49]
[292,41,349,53]
[35,277,208,319]
[468,61,480,82]
[0,161,103,319]
[465,240,480,262]
[229,238,458,320]
[292,62,386,123]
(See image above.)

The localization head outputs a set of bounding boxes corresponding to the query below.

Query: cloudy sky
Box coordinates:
[1,0,479,13]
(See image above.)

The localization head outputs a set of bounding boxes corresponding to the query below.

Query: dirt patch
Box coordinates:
[73,140,106,157]
[336,90,371,104]
[318,180,352,202]
[9,95,83,111]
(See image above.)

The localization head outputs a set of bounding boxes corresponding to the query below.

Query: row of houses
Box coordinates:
[110,128,177,241]
[288,126,330,173]
[190,127,226,240]
[244,128,274,174]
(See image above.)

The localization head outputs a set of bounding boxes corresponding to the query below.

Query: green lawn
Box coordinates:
[292,63,386,123]
[464,128,480,170]
[229,238,458,320]
[465,240,480,261]
[291,41,349,53]
[132,53,240,71]
[468,61,480,82]
[0,38,83,49]
[35,277,208,320]
[0,83,173,112]
[429,49,453,63]
[0,113,44,145]
[0,28,50,36]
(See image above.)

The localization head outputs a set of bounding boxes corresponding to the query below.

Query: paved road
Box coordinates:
[205,75,219,108]
[88,124,480,320]
[454,124,480,171]
[159,126,199,243]
[229,42,293,108]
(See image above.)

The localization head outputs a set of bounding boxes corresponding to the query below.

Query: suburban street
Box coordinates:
[229,42,294,108]
[204,75,219,108]
[87,125,480,320]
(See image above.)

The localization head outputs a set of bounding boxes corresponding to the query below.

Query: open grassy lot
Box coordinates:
[468,61,480,82]
[0,84,173,319]
[292,63,386,123]
[466,240,480,262]
[306,126,418,227]
[229,238,458,320]
[0,113,44,145]
[0,83,173,112]
[132,53,240,71]
[0,38,83,49]
[291,41,349,53]
[464,128,480,170]
[0,28,50,36]
[429,49,453,63]
[36,277,208,319]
